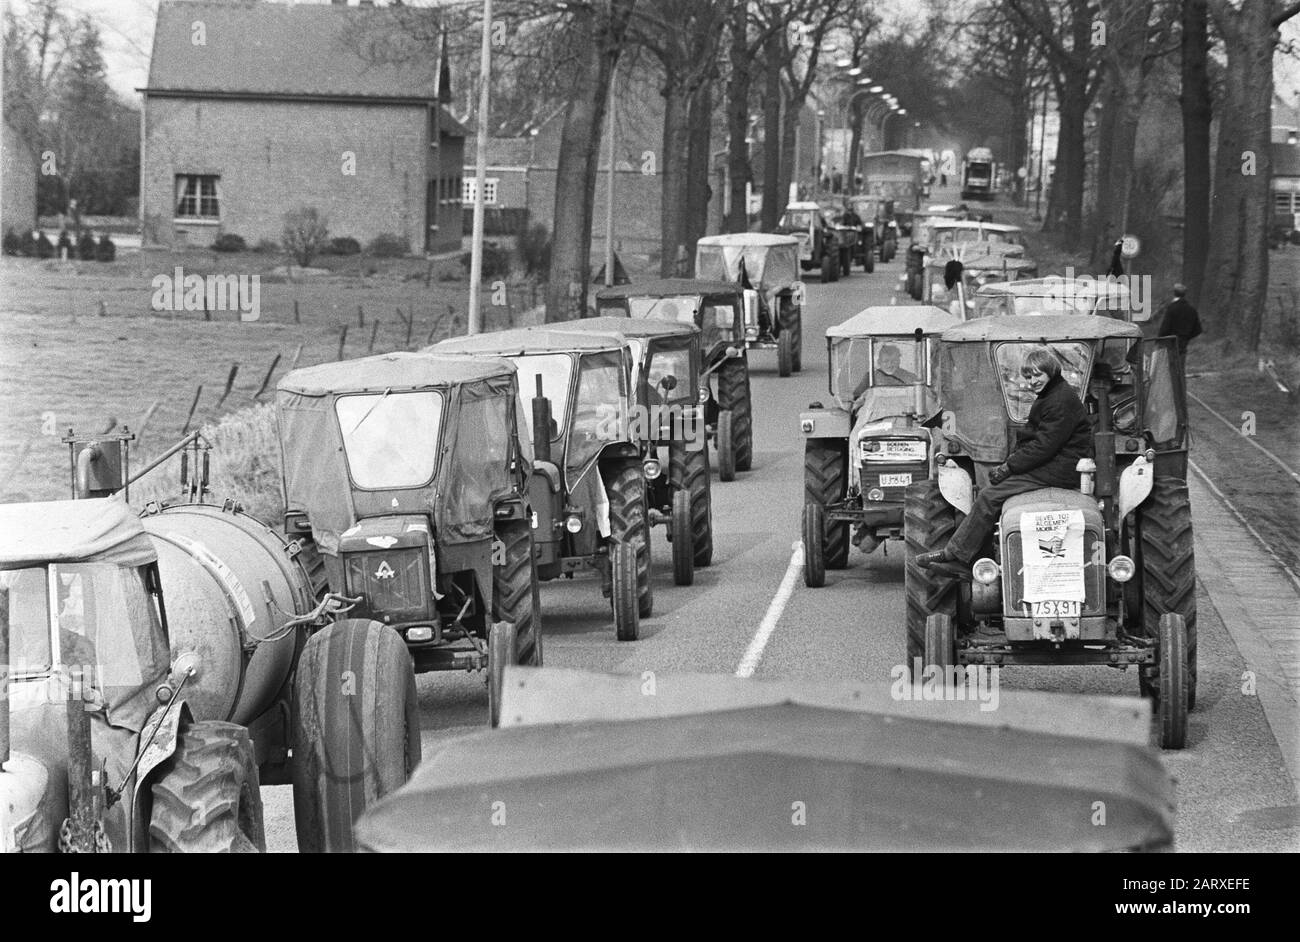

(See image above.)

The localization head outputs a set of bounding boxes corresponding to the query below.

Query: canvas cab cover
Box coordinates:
[0,498,156,570]
[275,352,524,554]
[695,234,800,292]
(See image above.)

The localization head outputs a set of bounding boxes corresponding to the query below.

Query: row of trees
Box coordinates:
[3,0,140,219]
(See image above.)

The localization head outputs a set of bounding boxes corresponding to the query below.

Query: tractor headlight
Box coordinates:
[1108,555,1135,583]
[866,488,884,502]
[698,386,709,404]
[972,557,1001,585]
[565,514,583,534]
[643,458,662,480]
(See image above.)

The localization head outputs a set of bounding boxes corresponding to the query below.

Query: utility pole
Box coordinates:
[605,60,617,287]
[467,0,493,334]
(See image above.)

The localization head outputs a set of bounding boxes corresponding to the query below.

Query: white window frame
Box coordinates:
[174,174,221,222]
[462,177,499,206]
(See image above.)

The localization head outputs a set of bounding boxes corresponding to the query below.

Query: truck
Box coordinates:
[961,147,996,201]
[859,151,928,213]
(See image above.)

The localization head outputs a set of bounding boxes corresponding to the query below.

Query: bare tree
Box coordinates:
[1180,0,1212,304]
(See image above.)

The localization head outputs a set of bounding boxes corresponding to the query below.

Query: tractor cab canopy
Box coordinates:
[544,316,701,413]
[432,329,633,491]
[0,498,170,733]
[972,276,1148,322]
[277,352,526,554]
[936,316,1172,463]
[593,278,742,355]
[924,255,1039,316]
[928,221,1025,254]
[826,306,960,419]
[695,234,801,294]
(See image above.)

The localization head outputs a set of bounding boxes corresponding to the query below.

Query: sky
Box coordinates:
[10,0,1300,106]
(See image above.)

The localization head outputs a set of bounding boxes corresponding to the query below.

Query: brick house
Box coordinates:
[1,117,38,236]
[141,0,464,254]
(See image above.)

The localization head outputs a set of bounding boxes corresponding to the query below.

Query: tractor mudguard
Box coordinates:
[800,408,850,440]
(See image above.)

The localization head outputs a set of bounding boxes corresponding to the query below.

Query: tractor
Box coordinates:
[971,276,1143,321]
[275,351,542,746]
[0,497,266,852]
[695,233,804,378]
[592,278,754,481]
[905,315,1196,749]
[777,200,851,281]
[545,317,714,586]
[846,195,898,263]
[431,328,651,641]
[799,307,961,587]
[918,252,1040,311]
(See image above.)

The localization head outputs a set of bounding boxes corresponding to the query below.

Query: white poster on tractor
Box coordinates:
[1019,509,1086,602]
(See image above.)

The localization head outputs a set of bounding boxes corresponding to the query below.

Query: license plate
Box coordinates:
[879,473,912,487]
[1031,599,1080,618]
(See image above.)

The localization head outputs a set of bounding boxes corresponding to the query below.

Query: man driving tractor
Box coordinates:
[916,346,1092,577]
[852,343,920,399]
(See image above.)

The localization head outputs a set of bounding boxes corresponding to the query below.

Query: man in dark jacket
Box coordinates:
[918,347,1093,575]
[1157,284,1202,356]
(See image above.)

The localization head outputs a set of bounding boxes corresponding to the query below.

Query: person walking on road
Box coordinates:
[1158,284,1203,356]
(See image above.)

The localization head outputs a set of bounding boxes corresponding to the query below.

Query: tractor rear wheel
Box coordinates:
[1139,478,1197,709]
[802,503,827,588]
[1157,613,1189,749]
[292,619,419,853]
[671,488,695,586]
[924,613,956,672]
[804,440,849,571]
[605,461,652,621]
[149,721,264,853]
[717,410,737,481]
[717,358,753,472]
[904,480,960,675]
[670,438,713,566]
[493,520,542,666]
[609,541,639,641]
[487,620,517,729]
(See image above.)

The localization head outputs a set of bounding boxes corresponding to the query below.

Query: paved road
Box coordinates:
[263,213,1300,852]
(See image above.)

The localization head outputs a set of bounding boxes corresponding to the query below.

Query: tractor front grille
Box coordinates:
[343,546,431,622]
[859,461,929,502]
[1002,523,1106,616]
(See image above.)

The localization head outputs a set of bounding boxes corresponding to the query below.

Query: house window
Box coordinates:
[462,177,498,206]
[175,175,220,220]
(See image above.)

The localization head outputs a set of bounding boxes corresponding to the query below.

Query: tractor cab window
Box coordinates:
[1009,294,1091,317]
[1141,340,1183,448]
[0,567,52,675]
[628,296,698,325]
[646,344,694,406]
[510,353,573,444]
[444,394,513,534]
[702,302,736,341]
[993,342,1091,422]
[568,351,626,478]
[833,337,929,411]
[780,209,817,232]
[336,390,444,490]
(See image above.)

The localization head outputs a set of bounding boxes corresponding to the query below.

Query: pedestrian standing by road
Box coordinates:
[1158,284,1203,356]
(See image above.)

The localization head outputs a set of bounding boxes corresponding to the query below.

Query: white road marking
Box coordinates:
[735,540,804,679]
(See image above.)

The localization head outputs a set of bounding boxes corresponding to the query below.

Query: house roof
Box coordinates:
[146,0,442,102]
[463,137,536,168]
[1273,143,1300,178]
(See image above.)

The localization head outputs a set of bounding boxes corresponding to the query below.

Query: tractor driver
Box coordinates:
[854,343,919,399]
[917,346,1093,578]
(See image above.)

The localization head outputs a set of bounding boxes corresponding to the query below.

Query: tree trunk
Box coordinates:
[725,0,752,232]
[1047,71,1088,241]
[778,86,798,214]
[1089,67,1120,268]
[545,1,634,322]
[1204,0,1274,350]
[1180,0,1212,305]
[847,97,863,192]
[683,80,713,265]
[760,31,782,230]
[659,77,693,276]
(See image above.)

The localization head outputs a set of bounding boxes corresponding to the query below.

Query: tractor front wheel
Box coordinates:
[670,437,713,566]
[924,613,957,673]
[605,461,652,625]
[493,521,542,667]
[487,620,517,729]
[717,410,737,482]
[717,358,753,472]
[149,721,265,853]
[776,332,793,377]
[802,503,827,588]
[292,619,419,853]
[1140,478,1197,709]
[1157,612,1189,749]
[671,488,695,586]
[804,440,849,571]
[610,541,639,641]
[820,253,834,283]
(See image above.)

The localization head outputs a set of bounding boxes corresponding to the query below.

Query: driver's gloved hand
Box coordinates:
[988,463,1011,486]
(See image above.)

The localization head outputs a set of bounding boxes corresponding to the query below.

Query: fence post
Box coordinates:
[337,324,349,360]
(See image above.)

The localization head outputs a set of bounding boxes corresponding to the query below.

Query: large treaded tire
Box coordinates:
[604,461,652,620]
[1138,478,1197,710]
[802,503,826,588]
[1157,613,1189,749]
[924,613,956,672]
[804,440,849,571]
[903,480,960,674]
[493,520,542,666]
[717,410,737,481]
[717,358,753,472]
[292,619,419,853]
[149,721,265,853]
[670,488,695,586]
[487,620,517,729]
[776,333,793,377]
[782,304,803,373]
[670,438,713,566]
[610,541,639,641]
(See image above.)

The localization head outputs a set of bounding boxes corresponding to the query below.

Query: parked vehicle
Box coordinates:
[593,279,754,478]
[799,306,961,586]
[695,234,804,377]
[907,315,1196,748]
[431,330,650,641]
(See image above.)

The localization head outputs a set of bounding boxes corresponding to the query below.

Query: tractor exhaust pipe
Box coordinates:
[1,588,10,770]
[532,374,552,465]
